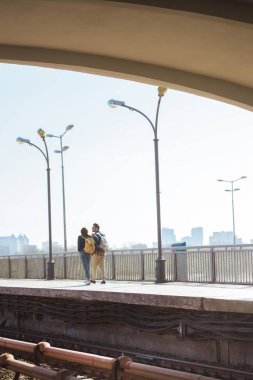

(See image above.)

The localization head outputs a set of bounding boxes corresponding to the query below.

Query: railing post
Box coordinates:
[111,251,116,280]
[173,249,177,281]
[43,256,47,279]
[140,250,145,281]
[24,256,28,279]
[7,256,11,279]
[210,246,216,283]
[63,254,67,279]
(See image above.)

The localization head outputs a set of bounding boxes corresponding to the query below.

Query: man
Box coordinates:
[91,223,107,284]
[77,227,93,285]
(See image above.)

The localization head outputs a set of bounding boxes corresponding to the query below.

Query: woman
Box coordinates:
[77,227,93,285]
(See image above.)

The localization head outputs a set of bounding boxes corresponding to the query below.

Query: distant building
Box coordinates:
[23,245,37,254]
[130,243,148,249]
[162,228,176,246]
[209,231,242,245]
[42,241,63,253]
[191,227,203,246]
[0,244,10,255]
[0,234,30,255]
[0,235,17,254]
[17,234,29,253]
[181,236,192,246]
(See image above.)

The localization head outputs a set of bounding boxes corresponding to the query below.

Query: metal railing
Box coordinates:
[0,244,253,284]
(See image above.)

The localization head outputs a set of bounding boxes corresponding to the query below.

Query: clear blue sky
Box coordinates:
[0,63,252,248]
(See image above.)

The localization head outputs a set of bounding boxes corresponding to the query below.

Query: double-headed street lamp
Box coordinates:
[108,87,167,283]
[17,129,54,280]
[218,176,247,244]
[46,124,74,252]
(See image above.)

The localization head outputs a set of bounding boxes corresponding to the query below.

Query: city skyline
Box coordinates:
[0,224,247,254]
[0,63,253,248]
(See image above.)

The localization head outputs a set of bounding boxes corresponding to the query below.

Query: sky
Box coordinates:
[0,63,253,249]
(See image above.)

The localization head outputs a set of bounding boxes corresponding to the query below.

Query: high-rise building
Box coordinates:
[191,227,203,246]
[17,234,29,253]
[0,235,17,254]
[162,228,176,246]
[209,231,242,245]
[0,234,30,255]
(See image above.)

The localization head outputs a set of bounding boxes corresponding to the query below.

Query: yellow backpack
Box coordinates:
[84,237,95,254]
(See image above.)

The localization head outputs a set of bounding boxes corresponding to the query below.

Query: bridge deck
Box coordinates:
[0,279,252,314]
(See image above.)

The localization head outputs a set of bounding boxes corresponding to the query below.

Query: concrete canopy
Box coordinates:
[0,0,252,110]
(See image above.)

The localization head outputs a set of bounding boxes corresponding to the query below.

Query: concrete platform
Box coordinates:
[0,279,253,314]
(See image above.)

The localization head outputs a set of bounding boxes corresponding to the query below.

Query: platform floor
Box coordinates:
[0,279,253,314]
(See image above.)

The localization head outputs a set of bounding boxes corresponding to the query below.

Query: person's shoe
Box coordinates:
[90,280,96,284]
[101,280,106,284]
[84,280,90,285]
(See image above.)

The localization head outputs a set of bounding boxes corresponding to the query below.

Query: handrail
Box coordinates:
[1,243,253,258]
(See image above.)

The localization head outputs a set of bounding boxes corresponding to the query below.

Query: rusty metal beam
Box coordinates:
[0,353,78,380]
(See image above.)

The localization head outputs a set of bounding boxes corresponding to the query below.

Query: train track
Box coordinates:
[0,328,252,380]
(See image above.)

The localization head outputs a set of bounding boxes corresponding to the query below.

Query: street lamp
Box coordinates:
[108,87,167,283]
[217,176,247,244]
[46,124,74,252]
[16,130,54,280]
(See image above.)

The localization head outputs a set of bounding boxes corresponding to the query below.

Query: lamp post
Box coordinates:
[46,125,74,252]
[17,130,54,280]
[108,87,167,283]
[218,176,247,244]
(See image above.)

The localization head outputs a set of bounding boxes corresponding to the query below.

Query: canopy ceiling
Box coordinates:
[0,0,252,110]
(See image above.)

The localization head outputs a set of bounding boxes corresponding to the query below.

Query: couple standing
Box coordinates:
[77,223,106,285]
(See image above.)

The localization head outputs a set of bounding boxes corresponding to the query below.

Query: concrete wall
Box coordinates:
[1,295,253,370]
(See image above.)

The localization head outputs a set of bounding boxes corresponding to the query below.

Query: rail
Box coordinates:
[0,337,219,380]
[1,329,253,380]
[0,353,78,380]
[118,356,218,379]
[0,244,253,284]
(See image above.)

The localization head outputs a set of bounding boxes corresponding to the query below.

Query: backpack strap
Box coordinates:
[93,232,101,250]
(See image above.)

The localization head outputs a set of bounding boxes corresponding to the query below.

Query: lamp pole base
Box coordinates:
[47,261,55,280]
[155,258,166,283]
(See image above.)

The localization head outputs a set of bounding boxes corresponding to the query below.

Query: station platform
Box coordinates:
[0,279,253,314]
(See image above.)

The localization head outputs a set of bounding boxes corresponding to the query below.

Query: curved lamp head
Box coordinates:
[55,146,69,154]
[108,99,125,108]
[218,176,247,183]
[158,87,167,97]
[66,124,74,131]
[37,128,46,139]
[16,137,30,144]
